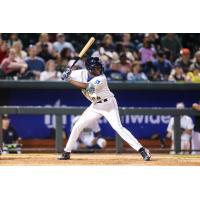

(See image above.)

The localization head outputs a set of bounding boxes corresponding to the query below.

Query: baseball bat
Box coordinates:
[70,37,95,69]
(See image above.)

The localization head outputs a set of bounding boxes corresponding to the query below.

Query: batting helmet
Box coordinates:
[85,57,104,74]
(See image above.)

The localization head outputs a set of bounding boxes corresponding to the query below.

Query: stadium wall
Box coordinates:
[0,81,200,139]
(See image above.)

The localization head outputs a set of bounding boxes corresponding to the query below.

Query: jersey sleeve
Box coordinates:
[69,69,87,83]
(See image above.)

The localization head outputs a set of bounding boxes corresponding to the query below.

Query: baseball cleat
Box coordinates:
[58,151,70,160]
[139,148,151,161]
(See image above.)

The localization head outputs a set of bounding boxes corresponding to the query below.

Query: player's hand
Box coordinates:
[61,68,71,81]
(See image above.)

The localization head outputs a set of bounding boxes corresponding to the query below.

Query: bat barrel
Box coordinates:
[79,37,95,58]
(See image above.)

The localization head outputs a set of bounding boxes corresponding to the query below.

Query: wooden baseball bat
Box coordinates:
[70,37,95,69]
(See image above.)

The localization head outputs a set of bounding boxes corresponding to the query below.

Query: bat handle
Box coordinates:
[70,57,80,70]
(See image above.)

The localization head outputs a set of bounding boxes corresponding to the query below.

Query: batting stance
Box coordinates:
[58,57,151,161]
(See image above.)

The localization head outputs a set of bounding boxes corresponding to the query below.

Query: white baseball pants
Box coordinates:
[64,97,142,152]
[170,132,191,153]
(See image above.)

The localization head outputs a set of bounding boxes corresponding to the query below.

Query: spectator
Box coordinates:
[112,42,135,65]
[119,53,132,73]
[37,43,55,62]
[152,50,172,80]
[110,50,121,69]
[7,33,20,48]
[145,33,160,50]
[122,33,134,51]
[161,33,182,61]
[2,114,22,154]
[168,65,186,82]
[190,50,200,70]
[185,65,200,83]
[175,48,192,73]
[92,45,113,68]
[56,47,72,72]
[139,37,156,64]
[143,61,161,81]
[0,40,9,63]
[192,99,200,154]
[1,48,27,78]
[167,102,194,154]
[112,42,123,64]
[12,41,27,61]
[40,59,61,81]
[25,45,45,80]
[101,34,115,52]
[71,116,107,151]
[53,33,75,54]
[36,33,53,54]
[105,54,125,81]
[127,61,148,81]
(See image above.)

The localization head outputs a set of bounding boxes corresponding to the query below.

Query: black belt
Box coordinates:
[97,99,108,103]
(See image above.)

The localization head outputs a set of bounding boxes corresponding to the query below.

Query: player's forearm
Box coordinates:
[68,79,88,89]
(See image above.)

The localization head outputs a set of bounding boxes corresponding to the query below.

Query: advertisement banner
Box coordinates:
[6,89,199,139]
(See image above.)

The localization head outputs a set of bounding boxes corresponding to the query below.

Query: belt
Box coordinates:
[97,98,108,103]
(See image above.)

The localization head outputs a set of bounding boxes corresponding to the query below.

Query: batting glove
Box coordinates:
[61,68,72,81]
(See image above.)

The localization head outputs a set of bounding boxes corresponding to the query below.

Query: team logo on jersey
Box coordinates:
[95,80,100,84]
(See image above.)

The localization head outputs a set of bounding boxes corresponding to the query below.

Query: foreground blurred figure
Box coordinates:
[2,114,22,154]
[71,115,107,151]
[192,98,200,154]
[167,102,194,154]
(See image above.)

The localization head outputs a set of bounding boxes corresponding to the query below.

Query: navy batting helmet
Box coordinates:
[85,57,103,74]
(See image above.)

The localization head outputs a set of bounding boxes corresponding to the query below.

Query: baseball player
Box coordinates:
[167,102,194,154]
[58,57,151,161]
[71,115,107,151]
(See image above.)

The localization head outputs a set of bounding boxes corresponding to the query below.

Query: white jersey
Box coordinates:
[167,115,194,133]
[69,69,114,103]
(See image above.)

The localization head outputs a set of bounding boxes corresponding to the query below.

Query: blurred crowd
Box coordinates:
[0,33,200,82]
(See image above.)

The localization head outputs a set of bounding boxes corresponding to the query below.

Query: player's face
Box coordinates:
[90,67,102,76]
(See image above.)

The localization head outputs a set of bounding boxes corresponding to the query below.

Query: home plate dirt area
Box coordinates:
[1,153,200,166]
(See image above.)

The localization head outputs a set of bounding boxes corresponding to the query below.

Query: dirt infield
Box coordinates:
[0,153,200,166]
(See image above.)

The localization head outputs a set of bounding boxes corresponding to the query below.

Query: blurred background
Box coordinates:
[0,33,200,154]
[0,33,200,81]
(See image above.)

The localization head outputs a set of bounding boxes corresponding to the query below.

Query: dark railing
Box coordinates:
[0,106,200,153]
[0,80,200,90]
